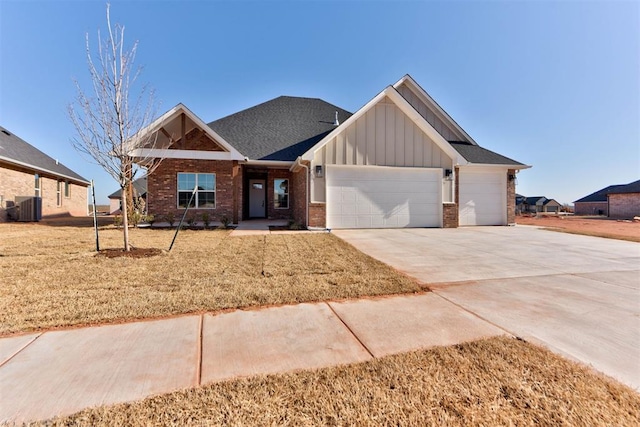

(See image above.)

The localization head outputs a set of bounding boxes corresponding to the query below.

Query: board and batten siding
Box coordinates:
[396,83,466,143]
[311,97,454,203]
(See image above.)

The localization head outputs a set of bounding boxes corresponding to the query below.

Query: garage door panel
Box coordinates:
[459,169,506,226]
[326,165,442,229]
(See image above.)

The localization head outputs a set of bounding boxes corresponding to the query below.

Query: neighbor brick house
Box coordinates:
[517,196,562,214]
[607,180,640,219]
[0,126,89,222]
[131,75,530,229]
[574,180,639,217]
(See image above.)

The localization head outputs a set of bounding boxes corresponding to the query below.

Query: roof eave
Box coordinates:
[0,156,90,185]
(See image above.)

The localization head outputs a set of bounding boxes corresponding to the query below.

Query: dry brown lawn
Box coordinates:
[30,336,640,426]
[0,222,421,336]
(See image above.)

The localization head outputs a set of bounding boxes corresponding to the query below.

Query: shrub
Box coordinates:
[145,214,155,226]
[186,214,197,228]
[219,215,231,229]
[113,215,122,228]
[201,212,211,228]
[165,212,175,228]
[130,211,142,228]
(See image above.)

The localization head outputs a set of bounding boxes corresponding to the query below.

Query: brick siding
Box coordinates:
[291,166,308,227]
[308,203,326,228]
[443,204,458,228]
[267,169,294,221]
[0,163,87,222]
[147,159,238,223]
[608,193,640,219]
[574,201,608,216]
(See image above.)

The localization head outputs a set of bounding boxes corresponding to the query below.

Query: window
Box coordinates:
[64,181,70,198]
[56,181,62,206]
[177,173,215,208]
[34,174,41,197]
[274,179,289,209]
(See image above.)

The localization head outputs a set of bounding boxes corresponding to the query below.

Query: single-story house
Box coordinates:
[607,179,640,219]
[130,75,530,229]
[516,196,561,214]
[108,177,147,214]
[574,180,639,216]
[0,125,90,222]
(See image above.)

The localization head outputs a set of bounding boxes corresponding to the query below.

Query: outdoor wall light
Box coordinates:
[315,165,324,178]
[508,173,516,181]
[444,169,453,180]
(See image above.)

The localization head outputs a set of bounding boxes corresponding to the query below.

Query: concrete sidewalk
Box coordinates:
[0,293,505,424]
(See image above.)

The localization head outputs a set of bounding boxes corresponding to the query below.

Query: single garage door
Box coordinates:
[459,169,506,226]
[326,165,442,229]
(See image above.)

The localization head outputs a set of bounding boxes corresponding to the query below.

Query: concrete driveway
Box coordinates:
[334,226,640,390]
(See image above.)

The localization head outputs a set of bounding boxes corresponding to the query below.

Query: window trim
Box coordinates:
[64,181,70,198]
[177,172,216,209]
[34,174,41,197]
[56,180,62,207]
[274,178,289,209]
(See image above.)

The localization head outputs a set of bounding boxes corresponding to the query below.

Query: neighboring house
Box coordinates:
[0,126,90,222]
[518,196,561,214]
[131,75,530,229]
[574,182,635,216]
[607,179,640,219]
[108,177,147,214]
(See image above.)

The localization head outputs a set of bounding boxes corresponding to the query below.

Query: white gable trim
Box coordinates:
[393,74,478,146]
[129,103,245,161]
[128,149,239,161]
[301,86,467,165]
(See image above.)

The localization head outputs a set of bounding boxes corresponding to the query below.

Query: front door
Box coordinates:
[249,179,266,218]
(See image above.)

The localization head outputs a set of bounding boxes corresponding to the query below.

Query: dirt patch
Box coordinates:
[96,248,164,258]
[516,215,640,242]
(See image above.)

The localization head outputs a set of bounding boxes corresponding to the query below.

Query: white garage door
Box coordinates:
[459,169,506,226]
[326,165,442,229]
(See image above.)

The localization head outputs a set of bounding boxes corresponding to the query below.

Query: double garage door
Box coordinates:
[458,169,507,226]
[326,165,442,229]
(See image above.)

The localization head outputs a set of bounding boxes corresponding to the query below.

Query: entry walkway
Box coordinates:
[0,293,504,424]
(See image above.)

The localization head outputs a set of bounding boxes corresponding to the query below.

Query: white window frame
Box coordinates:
[34,174,41,197]
[177,173,216,209]
[56,180,62,207]
[274,178,289,209]
[64,181,70,198]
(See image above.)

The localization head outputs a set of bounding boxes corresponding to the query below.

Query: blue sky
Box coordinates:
[1,0,638,205]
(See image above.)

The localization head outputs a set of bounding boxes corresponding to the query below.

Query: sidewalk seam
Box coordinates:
[325,302,375,359]
[431,291,516,338]
[0,333,43,369]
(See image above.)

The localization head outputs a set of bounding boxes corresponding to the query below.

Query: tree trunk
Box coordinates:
[121,185,131,251]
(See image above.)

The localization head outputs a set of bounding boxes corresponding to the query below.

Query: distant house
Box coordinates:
[607,180,640,219]
[0,126,90,222]
[108,177,147,214]
[574,180,639,216]
[517,196,562,214]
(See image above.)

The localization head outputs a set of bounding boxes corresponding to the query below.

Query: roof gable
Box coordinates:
[129,104,244,161]
[0,126,89,184]
[208,96,352,161]
[301,86,466,164]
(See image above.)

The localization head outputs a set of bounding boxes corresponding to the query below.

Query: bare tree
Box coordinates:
[69,4,161,251]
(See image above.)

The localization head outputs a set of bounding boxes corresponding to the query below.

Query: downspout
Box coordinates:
[291,157,309,228]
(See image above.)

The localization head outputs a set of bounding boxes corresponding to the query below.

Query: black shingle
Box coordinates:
[449,141,525,166]
[0,126,89,183]
[208,96,352,161]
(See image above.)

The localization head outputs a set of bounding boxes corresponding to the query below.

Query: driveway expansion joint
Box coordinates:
[0,332,42,368]
[325,302,375,358]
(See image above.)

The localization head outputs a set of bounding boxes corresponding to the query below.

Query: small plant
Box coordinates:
[289,221,303,230]
[219,215,231,229]
[186,214,197,228]
[201,212,210,229]
[130,211,142,228]
[165,212,175,228]
[145,214,155,226]
[113,215,122,228]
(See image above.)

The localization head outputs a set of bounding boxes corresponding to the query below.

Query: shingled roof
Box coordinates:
[0,126,89,184]
[449,141,525,166]
[208,96,352,161]
[608,179,640,195]
[573,182,636,203]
